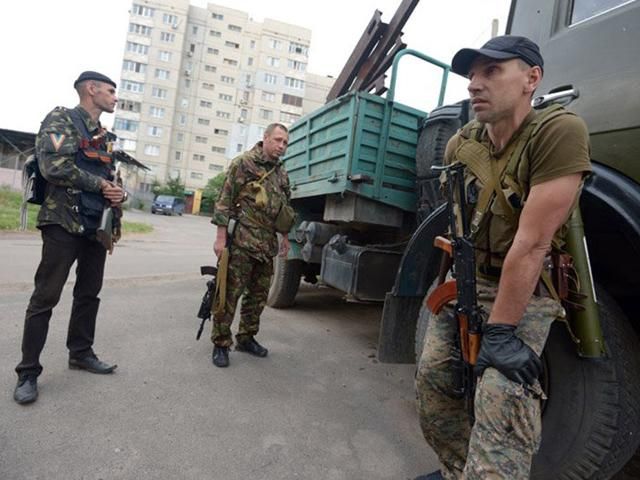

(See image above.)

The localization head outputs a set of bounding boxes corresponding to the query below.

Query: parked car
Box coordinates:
[151,195,185,216]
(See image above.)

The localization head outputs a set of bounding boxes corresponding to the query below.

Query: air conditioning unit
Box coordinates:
[186,51,193,57]
[184,70,191,76]
[237,117,245,123]
[239,99,248,105]
[246,82,253,89]
[172,23,179,30]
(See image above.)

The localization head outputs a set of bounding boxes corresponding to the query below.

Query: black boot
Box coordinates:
[212,346,229,367]
[414,471,444,480]
[14,375,38,405]
[235,338,268,357]
[69,355,117,374]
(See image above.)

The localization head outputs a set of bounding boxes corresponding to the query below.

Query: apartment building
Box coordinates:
[115,0,334,192]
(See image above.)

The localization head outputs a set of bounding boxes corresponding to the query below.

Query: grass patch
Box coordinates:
[0,187,153,234]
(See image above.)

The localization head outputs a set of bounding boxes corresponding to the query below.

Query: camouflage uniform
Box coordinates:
[210,141,291,347]
[15,106,114,378]
[415,107,591,478]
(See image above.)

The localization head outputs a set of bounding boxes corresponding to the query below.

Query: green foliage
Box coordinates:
[200,171,227,213]
[122,221,153,234]
[152,176,186,198]
[0,187,38,230]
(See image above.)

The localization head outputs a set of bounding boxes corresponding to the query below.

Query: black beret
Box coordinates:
[451,35,544,77]
[73,71,117,88]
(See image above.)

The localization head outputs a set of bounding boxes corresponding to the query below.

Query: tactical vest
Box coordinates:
[448,104,573,269]
[67,109,114,235]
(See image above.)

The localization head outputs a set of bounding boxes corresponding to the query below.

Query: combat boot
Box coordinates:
[212,346,229,367]
[235,337,268,357]
[14,375,38,405]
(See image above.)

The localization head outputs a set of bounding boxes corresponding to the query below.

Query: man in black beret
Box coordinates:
[13,71,125,405]
[414,35,591,479]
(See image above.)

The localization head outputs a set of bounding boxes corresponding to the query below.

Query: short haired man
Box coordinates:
[415,36,591,479]
[14,71,125,405]
[210,123,293,367]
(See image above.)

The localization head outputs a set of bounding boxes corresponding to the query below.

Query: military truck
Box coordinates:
[269,0,640,477]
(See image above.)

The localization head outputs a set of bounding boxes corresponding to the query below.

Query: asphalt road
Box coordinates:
[0,210,438,480]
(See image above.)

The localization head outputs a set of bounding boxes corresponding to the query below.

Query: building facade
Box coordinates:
[115,0,334,193]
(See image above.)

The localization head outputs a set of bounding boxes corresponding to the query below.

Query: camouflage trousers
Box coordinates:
[211,245,274,347]
[415,277,565,479]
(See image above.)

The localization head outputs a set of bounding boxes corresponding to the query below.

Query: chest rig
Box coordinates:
[446,104,570,269]
[67,109,115,235]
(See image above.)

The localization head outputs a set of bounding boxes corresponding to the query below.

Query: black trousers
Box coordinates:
[15,225,107,378]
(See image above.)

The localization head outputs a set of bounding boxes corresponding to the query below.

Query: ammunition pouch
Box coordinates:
[274,203,296,234]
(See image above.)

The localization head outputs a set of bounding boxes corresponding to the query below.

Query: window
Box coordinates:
[116,138,137,151]
[151,86,167,99]
[149,106,165,118]
[200,100,213,108]
[284,77,305,89]
[191,172,204,180]
[180,98,188,108]
[236,143,243,153]
[204,64,217,72]
[121,80,144,93]
[262,91,276,102]
[144,144,160,156]
[571,0,630,23]
[214,128,228,135]
[216,111,231,119]
[193,154,205,161]
[155,68,170,80]
[209,30,221,37]
[177,132,184,142]
[126,42,149,55]
[267,56,280,68]
[223,58,238,66]
[129,23,152,36]
[160,32,175,43]
[123,60,147,73]
[240,109,248,120]
[288,59,307,71]
[174,151,182,162]
[192,25,198,35]
[212,12,224,20]
[282,93,303,107]
[211,146,226,154]
[218,93,233,102]
[195,136,208,144]
[158,50,172,62]
[118,99,141,112]
[197,118,211,126]
[289,41,309,56]
[225,41,240,49]
[178,114,187,126]
[220,75,235,84]
[228,24,241,32]
[259,109,273,120]
[209,164,223,171]
[114,118,139,132]
[242,91,250,102]
[247,57,254,66]
[250,40,256,49]
[184,78,191,88]
[280,111,300,123]
[207,47,219,55]
[264,73,277,85]
[147,126,163,137]
[163,13,178,25]
[132,4,154,17]
[202,82,215,90]
[269,39,282,50]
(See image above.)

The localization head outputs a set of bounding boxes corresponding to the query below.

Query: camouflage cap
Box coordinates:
[73,71,117,88]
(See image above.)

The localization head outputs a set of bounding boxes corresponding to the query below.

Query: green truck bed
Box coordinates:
[283,91,428,213]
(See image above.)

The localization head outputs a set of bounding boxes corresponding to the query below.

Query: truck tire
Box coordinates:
[267,257,303,308]
[414,284,640,479]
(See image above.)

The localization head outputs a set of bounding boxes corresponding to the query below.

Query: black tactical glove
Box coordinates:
[474,324,542,386]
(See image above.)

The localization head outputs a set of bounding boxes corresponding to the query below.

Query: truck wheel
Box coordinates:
[267,257,303,308]
[414,284,640,479]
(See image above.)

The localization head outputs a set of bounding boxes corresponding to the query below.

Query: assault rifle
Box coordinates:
[427,162,484,422]
[196,265,218,340]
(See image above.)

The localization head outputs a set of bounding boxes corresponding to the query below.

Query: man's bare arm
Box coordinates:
[488,173,583,326]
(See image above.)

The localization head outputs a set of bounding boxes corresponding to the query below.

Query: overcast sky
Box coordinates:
[0,0,510,133]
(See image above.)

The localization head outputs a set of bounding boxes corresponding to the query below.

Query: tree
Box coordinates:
[201,172,226,213]
[152,176,186,198]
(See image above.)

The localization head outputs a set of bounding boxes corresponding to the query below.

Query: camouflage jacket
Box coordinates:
[212,142,291,262]
[35,106,107,234]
